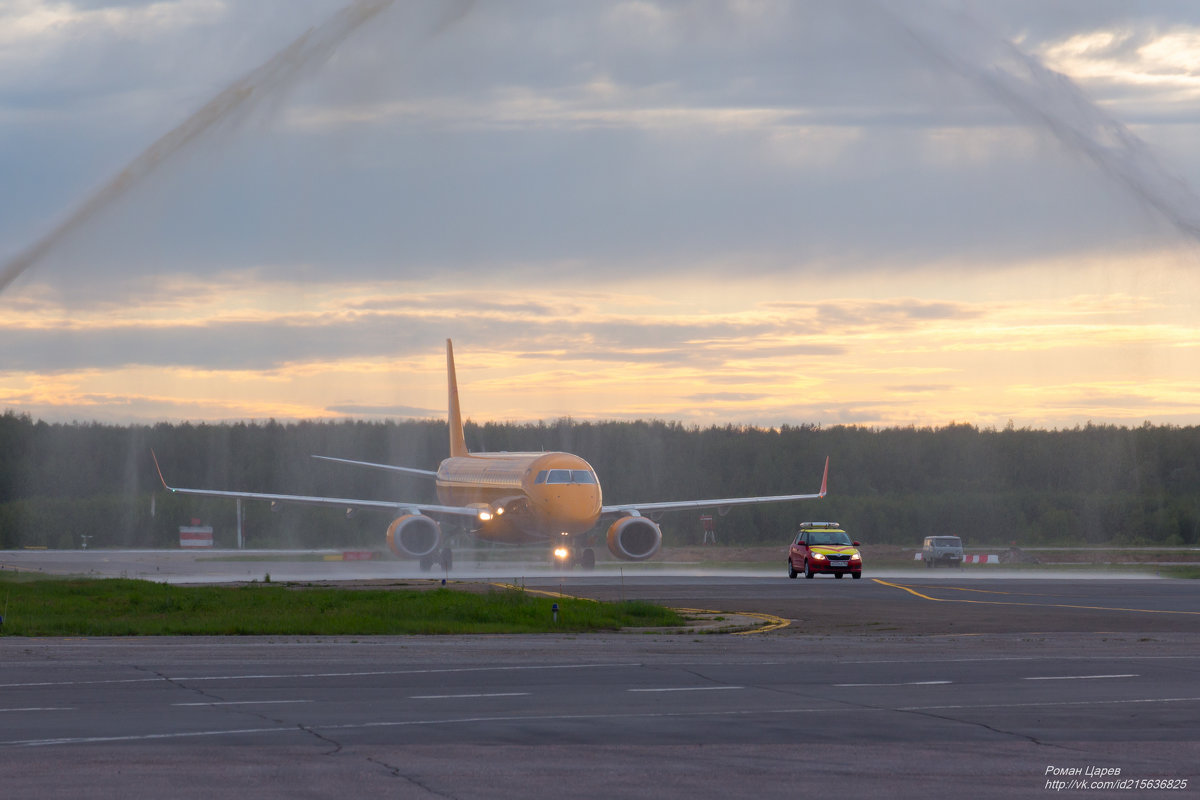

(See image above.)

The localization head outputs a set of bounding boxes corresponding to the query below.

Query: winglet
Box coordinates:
[150,449,174,492]
[446,339,468,458]
[818,456,829,498]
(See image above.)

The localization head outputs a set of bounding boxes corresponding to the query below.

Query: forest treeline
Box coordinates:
[1,411,1198,551]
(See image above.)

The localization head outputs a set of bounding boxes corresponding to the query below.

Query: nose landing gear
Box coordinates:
[552,546,596,570]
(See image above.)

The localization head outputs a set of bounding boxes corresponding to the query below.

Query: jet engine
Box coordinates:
[386,514,441,559]
[606,516,662,561]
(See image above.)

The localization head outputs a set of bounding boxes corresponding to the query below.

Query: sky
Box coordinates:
[3,0,1200,431]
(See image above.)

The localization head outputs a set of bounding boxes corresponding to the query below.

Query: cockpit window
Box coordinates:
[540,469,596,485]
[546,469,572,484]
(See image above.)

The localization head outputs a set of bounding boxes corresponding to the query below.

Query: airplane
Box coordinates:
[154,339,829,570]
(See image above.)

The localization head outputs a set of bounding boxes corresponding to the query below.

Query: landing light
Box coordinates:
[478,511,493,522]
[553,547,570,560]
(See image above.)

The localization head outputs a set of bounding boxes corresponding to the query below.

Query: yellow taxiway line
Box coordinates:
[732,612,790,635]
[490,582,594,601]
[672,607,790,635]
[873,578,1200,616]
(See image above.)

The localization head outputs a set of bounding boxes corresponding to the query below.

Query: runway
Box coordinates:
[1,550,1198,798]
[530,573,1200,635]
[2,632,1197,798]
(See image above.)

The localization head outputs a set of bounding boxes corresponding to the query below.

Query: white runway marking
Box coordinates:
[0,678,161,689]
[1022,674,1139,681]
[8,696,1200,748]
[172,700,313,707]
[835,681,952,687]
[899,696,1200,711]
[627,686,743,693]
[0,707,73,713]
[410,692,531,700]
[0,662,637,689]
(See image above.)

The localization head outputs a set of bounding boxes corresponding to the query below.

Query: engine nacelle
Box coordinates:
[606,516,662,561]
[386,514,441,559]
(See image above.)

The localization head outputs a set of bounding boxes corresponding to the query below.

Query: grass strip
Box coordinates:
[0,574,683,636]
[1158,565,1200,579]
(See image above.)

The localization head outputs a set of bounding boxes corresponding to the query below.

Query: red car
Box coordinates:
[788,522,862,579]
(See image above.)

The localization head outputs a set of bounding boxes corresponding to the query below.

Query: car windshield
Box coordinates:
[809,531,852,546]
[931,537,962,546]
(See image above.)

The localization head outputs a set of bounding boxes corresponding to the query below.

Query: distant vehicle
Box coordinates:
[788,521,862,580]
[922,536,964,568]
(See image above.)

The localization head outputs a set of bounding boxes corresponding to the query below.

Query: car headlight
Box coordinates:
[812,552,827,560]
[850,551,861,561]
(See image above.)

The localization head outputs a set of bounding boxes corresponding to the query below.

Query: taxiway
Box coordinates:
[1,549,1197,798]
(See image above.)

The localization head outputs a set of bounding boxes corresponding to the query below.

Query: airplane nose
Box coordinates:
[535,485,600,533]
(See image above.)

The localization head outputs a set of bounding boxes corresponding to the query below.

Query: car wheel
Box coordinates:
[852,572,862,579]
[835,573,843,579]
[787,560,798,579]
[804,560,815,579]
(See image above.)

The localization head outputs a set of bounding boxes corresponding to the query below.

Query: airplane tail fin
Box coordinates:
[446,339,468,458]
[818,456,829,498]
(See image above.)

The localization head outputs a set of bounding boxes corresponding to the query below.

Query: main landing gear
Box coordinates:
[419,548,454,572]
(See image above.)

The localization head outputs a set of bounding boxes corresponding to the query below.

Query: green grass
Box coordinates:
[1158,565,1200,579]
[0,574,684,636]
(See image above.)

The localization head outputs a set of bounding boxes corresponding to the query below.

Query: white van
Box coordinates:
[922,536,964,568]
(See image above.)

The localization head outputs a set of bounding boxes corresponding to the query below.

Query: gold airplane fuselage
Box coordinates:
[436,451,603,544]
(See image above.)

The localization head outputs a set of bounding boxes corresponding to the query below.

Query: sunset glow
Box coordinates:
[3,2,1200,430]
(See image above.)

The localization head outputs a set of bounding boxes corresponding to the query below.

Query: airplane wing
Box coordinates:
[312,454,439,478]
[601,456,828,516]
[151,451,479,518]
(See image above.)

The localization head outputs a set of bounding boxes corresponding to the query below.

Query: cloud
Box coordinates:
[3,2,1200,427]
[764,299,984,328]
[885,384,954,394]
[0,0,228,55]
[8,0,1198,297]
[684,392,770,403]
[0,0,411,294]
[325,403,439,417]
[881,1,1200,245]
